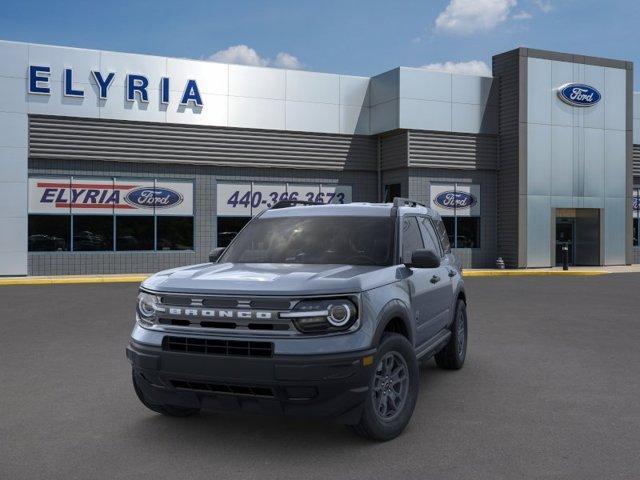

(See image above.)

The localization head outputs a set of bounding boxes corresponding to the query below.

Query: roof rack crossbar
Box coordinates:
[270,200,318,210]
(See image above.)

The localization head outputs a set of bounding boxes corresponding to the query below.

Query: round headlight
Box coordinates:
[327,303,352,327]
[137,292,158,320]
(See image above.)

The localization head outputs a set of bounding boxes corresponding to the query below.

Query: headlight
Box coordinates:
[136,291,160,326]
[281,298,358,334]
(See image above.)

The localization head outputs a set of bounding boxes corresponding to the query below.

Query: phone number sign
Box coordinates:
[216,183,352,217]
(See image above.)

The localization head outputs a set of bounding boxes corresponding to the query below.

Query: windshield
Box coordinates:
[219,216,395,266]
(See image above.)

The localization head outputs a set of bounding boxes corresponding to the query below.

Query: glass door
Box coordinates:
[555,217,574,266]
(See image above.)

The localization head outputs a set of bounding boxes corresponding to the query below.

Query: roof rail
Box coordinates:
[270,200,318,210]
[392,197,427,209]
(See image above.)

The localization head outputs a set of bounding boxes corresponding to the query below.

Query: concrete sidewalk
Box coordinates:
[1,265,639,285]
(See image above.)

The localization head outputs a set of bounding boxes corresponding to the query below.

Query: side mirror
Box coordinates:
[208,247,226,263]
[406,249,440,269]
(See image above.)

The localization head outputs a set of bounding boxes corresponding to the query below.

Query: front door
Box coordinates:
[556,217,574,265]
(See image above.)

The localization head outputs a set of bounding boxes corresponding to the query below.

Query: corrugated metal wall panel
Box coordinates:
[407,131,497,170]
[492,50,521,268]
[28,115,377,171]
[634,144,640,177]
[379,130,408,171]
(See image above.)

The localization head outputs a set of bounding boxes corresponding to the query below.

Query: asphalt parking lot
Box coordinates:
[1,274,639,480]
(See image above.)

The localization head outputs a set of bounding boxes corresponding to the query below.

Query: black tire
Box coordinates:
[434,299,467,370]
[132,371,200,417]
[348,333,419,441]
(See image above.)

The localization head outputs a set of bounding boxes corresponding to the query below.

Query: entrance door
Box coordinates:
[555,209,600,266]
[555,217,574,266]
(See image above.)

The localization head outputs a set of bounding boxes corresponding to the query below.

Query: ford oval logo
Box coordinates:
[434,191,476,210]
[633,196,640,211]
[557,83,601,107]
[125,187,183,209]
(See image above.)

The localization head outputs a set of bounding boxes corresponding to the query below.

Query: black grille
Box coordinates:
[170,379,274,397]
[162,336,273,358]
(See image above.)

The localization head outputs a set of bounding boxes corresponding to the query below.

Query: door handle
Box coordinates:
[430,275,441,284]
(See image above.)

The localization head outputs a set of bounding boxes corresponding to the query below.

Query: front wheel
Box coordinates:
[434,299,467,370]
[348,333,419,441]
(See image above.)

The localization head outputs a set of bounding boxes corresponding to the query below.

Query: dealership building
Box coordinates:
[0,39,638,276]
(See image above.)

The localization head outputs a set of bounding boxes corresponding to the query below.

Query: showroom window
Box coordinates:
[216,181,352,247]
[429,183,481,249]
[27,176,194,252]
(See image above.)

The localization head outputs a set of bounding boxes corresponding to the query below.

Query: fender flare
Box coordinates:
[371,299,414,347]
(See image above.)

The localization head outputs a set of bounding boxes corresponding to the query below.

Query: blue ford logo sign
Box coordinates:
[125,187,183,209]
[434,191,476,210]
[557,83,601,107]
[633,196,639,211]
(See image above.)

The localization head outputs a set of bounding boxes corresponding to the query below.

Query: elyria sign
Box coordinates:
[434,191,477,210]
[557,83,601,107]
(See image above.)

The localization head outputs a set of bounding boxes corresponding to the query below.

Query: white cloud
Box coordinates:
[513,10,532,20]
[532,0,553,13]
[435,0,517,35]
[207,44,302,69]
[421,60,492,77]
[273,52,302,69]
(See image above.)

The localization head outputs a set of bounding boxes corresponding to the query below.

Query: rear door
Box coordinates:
[418,216,455,335]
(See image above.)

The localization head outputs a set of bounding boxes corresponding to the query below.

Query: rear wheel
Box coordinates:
[348,333,419,441]
[132,371,200,417]
[434,299,467,370]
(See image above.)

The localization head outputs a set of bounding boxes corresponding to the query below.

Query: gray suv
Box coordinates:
[126,198,468,441]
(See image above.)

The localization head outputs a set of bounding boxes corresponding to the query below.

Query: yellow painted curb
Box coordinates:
[463,270,608,277]
[0,275,150,286]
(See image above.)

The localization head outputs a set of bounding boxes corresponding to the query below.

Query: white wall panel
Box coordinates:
[0,40,29,78]
[604,129,627,196]
[400,98,451,131]
[527,123,551,195]
[604,67,626,131]
[583,127,605,197]
[285,101,339,133]
[452,75,492,105]
[340,105,369,135]
[228,96,285,130]
[527,58,552,125]
[0,76,27,113]
[369,69,399,106]
[582,65,605,129]
[0,147,27,182]
[339,76,370,107]
[286,70,339,104]
[229,65,285,100]
[399,68,451,102]
[370,99,399,134]
[550,125,573,196]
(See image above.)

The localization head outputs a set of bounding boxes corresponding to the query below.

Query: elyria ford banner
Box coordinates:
[28,177,193,216]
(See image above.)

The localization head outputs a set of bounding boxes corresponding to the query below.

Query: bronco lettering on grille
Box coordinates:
[159,307,273,320]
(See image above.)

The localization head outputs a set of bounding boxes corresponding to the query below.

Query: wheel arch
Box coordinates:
[372,299,414,347]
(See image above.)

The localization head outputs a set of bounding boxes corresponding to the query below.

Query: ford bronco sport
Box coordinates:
[126,198,468,441]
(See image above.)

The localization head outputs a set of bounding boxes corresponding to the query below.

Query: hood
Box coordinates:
[142,262,397,296]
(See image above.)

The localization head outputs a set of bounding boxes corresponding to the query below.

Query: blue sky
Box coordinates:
[1,0,639,86]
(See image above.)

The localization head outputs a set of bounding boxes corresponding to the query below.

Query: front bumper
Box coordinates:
[126,340,376,424]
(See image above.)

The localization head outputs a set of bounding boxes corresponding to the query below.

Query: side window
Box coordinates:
[401,217,424,264]
[418,217,441,256]
[433,217,452,254]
